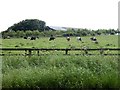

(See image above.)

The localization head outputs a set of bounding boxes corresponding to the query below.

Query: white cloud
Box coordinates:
[0,0,119,32]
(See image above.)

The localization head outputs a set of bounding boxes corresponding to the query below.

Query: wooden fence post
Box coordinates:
[84,49,88,54]
[25,50,27,56]
[100,49,104,55]
[28,50,32,56]
[65,49,68,54]
[37,50,39,56]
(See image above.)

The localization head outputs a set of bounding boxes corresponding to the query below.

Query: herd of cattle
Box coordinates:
[24,36,39,40]
[3,35,98,44]
[23,35,98,44]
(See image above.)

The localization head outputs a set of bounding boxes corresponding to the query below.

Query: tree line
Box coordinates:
[1,19,119,38]
[1,28,119,38]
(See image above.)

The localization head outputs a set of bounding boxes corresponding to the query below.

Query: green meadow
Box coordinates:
[2,35,118,49]
[1,35,120,88]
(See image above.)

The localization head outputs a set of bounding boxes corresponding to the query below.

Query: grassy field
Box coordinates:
[2,55,119,88]
[1,35,119,55]
[1,35,120,88]
[1,35,118,48]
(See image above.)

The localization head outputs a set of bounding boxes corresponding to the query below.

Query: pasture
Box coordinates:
[1,35,120,88]
[1,35,118,55]
[1,35,118,49]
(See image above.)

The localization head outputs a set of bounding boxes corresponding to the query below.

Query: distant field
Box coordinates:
[1,35,118,55]
[1,35,118,48]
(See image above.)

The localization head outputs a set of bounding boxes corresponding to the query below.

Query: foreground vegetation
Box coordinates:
[1,35,119,88]
[2,55,119,88]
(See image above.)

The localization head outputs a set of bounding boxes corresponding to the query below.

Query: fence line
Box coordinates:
[0,48,120,56]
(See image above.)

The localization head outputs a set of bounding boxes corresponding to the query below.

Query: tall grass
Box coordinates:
[1,35,119,88]
[2,55,119,88]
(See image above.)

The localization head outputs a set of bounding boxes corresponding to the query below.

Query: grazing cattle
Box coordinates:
[30,36,36,40]
[90,37,97,42]
[24,36,27,39]
[3,36,10,39]
[90,37,98,44]
[49,35,55,41]
[77,37,82,41]
[27,37,31,39]
[66,37,70,41]
[36,36,39,39]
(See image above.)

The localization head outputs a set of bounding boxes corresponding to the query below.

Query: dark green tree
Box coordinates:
[7,19,46,31]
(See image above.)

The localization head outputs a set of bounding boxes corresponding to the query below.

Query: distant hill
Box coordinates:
[7,19,46,32]
[6,19,87,32]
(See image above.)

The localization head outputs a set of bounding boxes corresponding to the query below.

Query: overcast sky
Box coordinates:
[0,0,119,32]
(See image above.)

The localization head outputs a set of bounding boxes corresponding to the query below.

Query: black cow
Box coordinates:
[49,35,55,41]
[24,36,27,39]
[90,37,98,44]
[90,37,97,41]
[30,36,36,40]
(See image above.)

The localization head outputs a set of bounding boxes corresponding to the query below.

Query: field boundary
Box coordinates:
[0,48,120,56]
